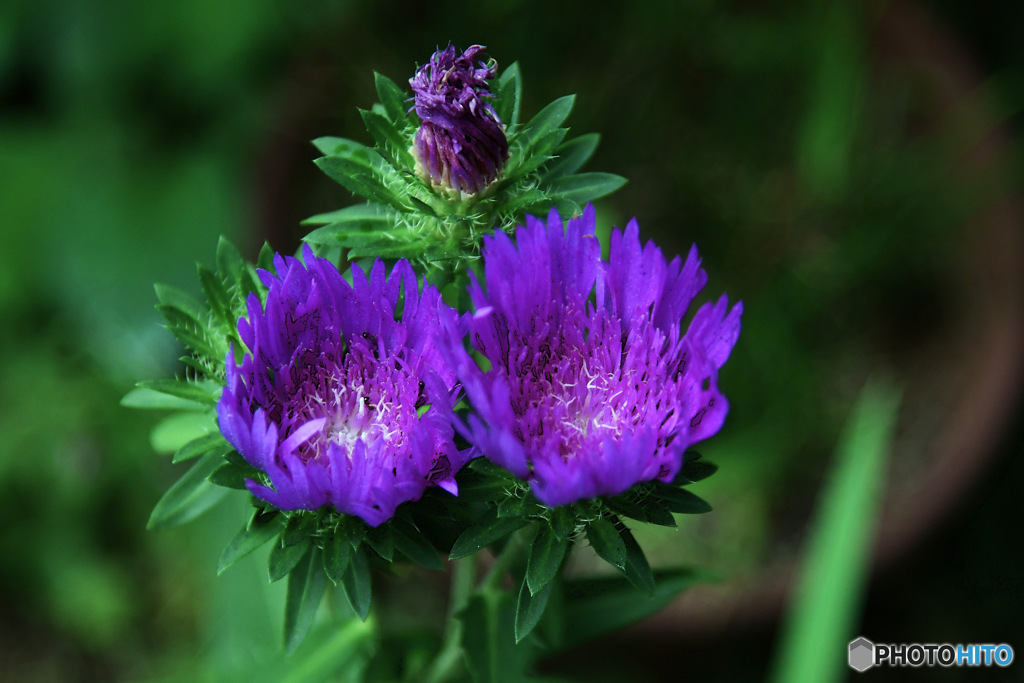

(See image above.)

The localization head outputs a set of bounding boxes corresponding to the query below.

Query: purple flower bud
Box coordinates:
[410,44,508,197]
[217,245,468,526]
[447,206,742,507]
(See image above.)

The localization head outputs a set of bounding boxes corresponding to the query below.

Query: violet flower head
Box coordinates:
[451,206,742,507]
[409,44,508,196]
[217,245,467,527]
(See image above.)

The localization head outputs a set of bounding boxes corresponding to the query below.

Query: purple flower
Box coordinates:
[217,246,467,527]
[409,44,508,196]
[449,206,742,507]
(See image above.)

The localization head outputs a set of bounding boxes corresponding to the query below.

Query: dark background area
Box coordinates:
[0,0,1021,680]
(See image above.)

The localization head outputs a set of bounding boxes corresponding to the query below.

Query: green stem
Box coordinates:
[425,557,476,683]
[479,526,532,594]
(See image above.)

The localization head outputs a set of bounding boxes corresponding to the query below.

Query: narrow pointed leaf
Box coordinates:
[449,510,528,560]
[154,283,205,320]
[649,483,712,514]
[283,513,317,547]
[172,431,228,463]
[218,510,285,574]
[547,172,626,203]
[391,519,443,570]
[494,62,522,128]
[617,521,655,595]
[198,264,234,331]
[208,462,251,490]
[340,546,372,621]
[526,524,568,595]
[121,386,207,411]
[302,202,392,227]
[542,133,601,180]
[515,577,553,644]
[147,451,230,529]
[284,547,328,654]
[360,108,414,168]
[137,379,219,405]
[518,95,574,152]
[586,518,626,570]
[562,569,710,648]
[314,156,406,211]
[268,536,312,582]
[323,530,353,584]
[365,525,394,562]
[676,458,718,485]
[374,71,409,125]
[312,136,371,158]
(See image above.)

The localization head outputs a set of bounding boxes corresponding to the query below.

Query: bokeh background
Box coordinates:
[1,0,1021,680]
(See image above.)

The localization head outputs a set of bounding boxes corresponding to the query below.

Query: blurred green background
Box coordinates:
[1,0,1021,680]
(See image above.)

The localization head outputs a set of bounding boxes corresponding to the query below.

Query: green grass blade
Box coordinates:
[768,378,901,683]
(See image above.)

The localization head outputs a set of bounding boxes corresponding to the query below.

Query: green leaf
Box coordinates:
[454,469,513,503]
[217,509,285,575]
[546,172,626,203]
[198,264,235,332]
[374,71,409,125]
[340,546,372,621]
[390,518,443,570]
[616,520,655,595]
[147,451,230,529]
[517,95,575,153]
[497,493,540,519]
[549,507,576,540]
[268,536,312,583]
[283,513,317,547]
[494,62,522,128]
[648,483,712,514]
[364,525,394,562]
[314,155,407,211]
[121,386,207,411]
[172,431,228,464]
[207,462,252,490]
[312,136,371,158]
[149,411,215,454]
[137,379,219,406]
[515,577,553,644]
[284,547,328,654]
[156,306,226,361]
[460,593,531,683]
[215,236,250,294]
[449,510,529,560]
[562,569,709,648]
[154,282,205,320]
[675,457,718,485]
[514,128,568,175]
[769,379,900,683]
[280,615,374,683]
[586,517,626,570]
[323,530,353,584]
[257,242,276,272]
[360,108,414,168]
[542,133,600,180]
[302,201,392,227]
[526,524,568,596]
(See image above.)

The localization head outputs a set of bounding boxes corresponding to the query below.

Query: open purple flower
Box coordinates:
[409,44,508,196]
[449,206,742,507]
[217,246,466,527]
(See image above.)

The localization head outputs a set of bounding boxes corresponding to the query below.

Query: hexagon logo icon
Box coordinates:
[849,637,875,672]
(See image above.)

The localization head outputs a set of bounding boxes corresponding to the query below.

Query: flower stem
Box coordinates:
[425,557,476,683]
[480,526,532,594]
